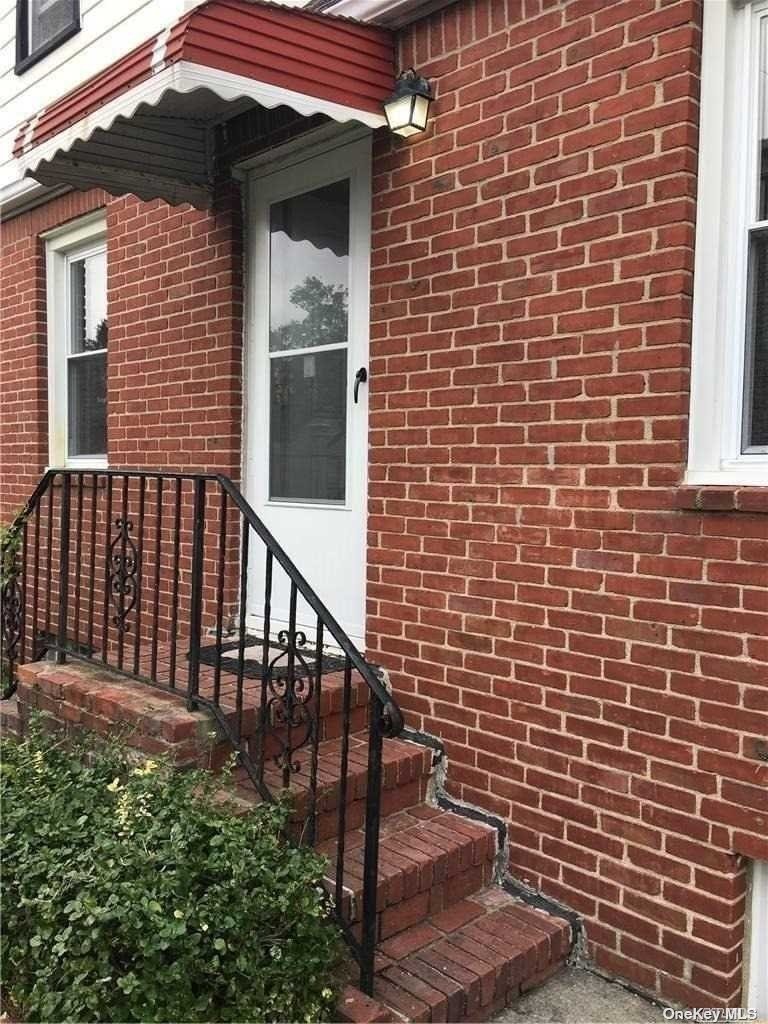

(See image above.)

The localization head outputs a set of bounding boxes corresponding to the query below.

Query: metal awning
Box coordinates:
[13,0,393,207]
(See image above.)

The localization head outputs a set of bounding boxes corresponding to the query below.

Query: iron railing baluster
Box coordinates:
[258,548,273,785]
[87,474,98,655]
[168,477,183,688]
[306,616,323,846]
[150,477,163,682]
[133,475,146,676]
[335,656,353,917]
[20,521,28,665]
[284,582,298,791]
[32,497,40,660]
[360,693,385,995]
[73,473,84,649]
[213,488,227,707]
[116,475,129,670]
[235,519,249,745]
[187,477,206,712]
[101,475,113,664]
[44,482,54,640]
[55,473,71,664]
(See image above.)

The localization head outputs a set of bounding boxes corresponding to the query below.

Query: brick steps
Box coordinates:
[317,804,497,941]
[13,660,574,1022]
[221,670,371,747]
[339,891,571,1023]
[228,731,434,841]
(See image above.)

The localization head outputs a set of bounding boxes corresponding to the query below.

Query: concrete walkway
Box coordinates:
[495,967,668,1023]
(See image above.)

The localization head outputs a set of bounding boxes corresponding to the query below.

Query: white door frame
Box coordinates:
[241,130,372,647]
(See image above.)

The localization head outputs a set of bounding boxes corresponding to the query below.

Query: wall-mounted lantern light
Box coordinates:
[384,69,433,137]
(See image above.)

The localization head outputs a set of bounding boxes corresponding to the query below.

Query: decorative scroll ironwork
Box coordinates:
[1,559,23,699]
[108,517,138,634]
[264,629,316,776]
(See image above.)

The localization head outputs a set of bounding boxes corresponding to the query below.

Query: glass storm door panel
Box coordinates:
[246,137,372,646]
[268,180,350,503]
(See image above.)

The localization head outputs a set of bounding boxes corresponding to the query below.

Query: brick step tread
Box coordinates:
[18,655,376,753]
[22,652,370,739]
[96,647,371,733]
[213,669,371,736]
[339,890,572,1023]
[317,805,497,928]
[227,732,434,815]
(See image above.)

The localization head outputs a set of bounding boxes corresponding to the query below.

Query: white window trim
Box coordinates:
[43,210,108,469]
[687,0,768,486]
[746,860,768,1017]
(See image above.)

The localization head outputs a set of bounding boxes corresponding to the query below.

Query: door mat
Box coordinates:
[196,635,347,680]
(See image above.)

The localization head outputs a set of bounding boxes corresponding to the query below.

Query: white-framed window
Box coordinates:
[44,211,108,469]
[688,0,768,485]
[15,0,80,75]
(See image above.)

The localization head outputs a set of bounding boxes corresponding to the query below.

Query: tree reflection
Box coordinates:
[269,276,348,351]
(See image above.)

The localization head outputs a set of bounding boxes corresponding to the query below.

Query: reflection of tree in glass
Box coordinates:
[83,319,108,352]
[270,276,348,351]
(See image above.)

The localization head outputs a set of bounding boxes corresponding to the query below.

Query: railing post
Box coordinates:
[187,477,206,711]
[56,474,71,664]
[360,692,385,996]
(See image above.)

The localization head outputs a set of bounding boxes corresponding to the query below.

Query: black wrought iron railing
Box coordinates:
[0,468,403,993]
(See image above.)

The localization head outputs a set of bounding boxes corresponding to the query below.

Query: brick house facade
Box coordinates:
[1,0,767,1014]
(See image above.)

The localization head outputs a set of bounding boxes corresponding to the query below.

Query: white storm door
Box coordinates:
[245,137,371,646]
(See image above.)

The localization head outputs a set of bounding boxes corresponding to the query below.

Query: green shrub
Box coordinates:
[0,517,21,586]
[1,728,343,1022]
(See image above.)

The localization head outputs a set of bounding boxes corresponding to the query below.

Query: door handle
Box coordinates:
[353,366,368,404]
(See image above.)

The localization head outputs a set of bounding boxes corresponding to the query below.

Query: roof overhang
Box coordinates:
[13,0,393,208]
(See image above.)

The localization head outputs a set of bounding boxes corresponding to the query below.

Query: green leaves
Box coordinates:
[1,729,342,1022]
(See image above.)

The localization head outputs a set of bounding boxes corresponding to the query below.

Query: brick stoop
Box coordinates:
[13,661,230,767]
[337,891,571,1023]
[318,804,497,941]
[7,659,575,1022]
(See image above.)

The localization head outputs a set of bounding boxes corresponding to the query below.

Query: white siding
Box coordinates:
[0,0,312,200]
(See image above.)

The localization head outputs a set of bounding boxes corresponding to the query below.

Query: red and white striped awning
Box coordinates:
[14,0,393,207]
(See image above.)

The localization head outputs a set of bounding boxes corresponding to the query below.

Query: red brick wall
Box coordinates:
[107,184,243,475]
[1,184,244,659]
[1,189,108,519]
[0,183,243,526]
[367,0,767,1009]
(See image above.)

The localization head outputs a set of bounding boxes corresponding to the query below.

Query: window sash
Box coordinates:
[687,0,768,484]
[742,228,768,453]
[44,213,108,469]
[15,0,80,73]
[64,245,107,460]
[740,14,768,454]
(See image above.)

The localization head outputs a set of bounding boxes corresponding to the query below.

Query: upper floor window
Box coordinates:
[15,0,80,75]
[688,0,768,484]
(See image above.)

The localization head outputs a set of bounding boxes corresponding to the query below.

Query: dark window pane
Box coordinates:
[28,0,76,54]
[760,20,768,221]
[269,180,350,352]
[68,352,107,457]
[70,251,107,353]
[743,231,768,450]
[269,349,347,502]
